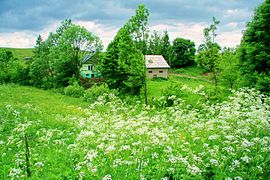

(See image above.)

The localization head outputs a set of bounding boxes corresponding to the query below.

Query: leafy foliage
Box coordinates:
[147,30,172,65]
[30,19,102,89]
[196,17,221,87]
[126,4,150,54]
[100,28,145,95]
[83,84,118,103]
[239,0,270,93]
[171,38,196,68]
[219,48,239,88]
[64,82,85,98]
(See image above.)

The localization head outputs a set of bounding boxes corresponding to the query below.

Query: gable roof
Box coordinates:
[81,52,103,64]
[81,54,94,63]
[145,55,170,69]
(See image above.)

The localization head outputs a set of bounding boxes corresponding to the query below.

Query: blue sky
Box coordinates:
[0,0,264,48]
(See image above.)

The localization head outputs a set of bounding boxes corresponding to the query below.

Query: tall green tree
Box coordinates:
[30,36,54,88]
[55,24,102,85]
[100,27,145,95]
[147,30,172,65]
[196,17,221,87]
[148,30,162,55]
[239,0,270,93]
[30,19,102,88]
[219,48,238,89]
[126,4,150,54]
[171,37,195,68]
[160,30,171,64]
[0,49,14,83]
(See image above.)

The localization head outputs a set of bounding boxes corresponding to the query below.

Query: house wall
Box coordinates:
[80,64,101,78]
[147,68,169,79]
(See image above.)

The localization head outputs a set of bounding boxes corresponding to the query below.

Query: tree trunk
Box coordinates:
[24,133,31,177]
[143,76,148,105]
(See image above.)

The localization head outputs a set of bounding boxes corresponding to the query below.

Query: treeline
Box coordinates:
[0,1,269,95]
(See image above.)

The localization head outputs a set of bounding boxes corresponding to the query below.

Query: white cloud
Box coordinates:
[223,8,251,20]
[0,20,243,49]
[226,22,238,28]
[150,22,207,46]
[0,21,118,49]
[74,20,119,49]
[217,30,243,47]
[150,22,243,48]
[0,31,36,48]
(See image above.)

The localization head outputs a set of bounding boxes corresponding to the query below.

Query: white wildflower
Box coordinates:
[102,174,112,180]
[187,164,202,175]
[234,176,243,180]
[84,150,98,161]
[152,152,159,159]
[241,156,251,163]
[34,162,44,168]
[208,134,219,140]
[210,159,219,166]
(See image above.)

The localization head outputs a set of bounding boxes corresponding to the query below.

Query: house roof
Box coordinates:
[145,55,170,69]
[81,52,103,64]
[81,54,94,63]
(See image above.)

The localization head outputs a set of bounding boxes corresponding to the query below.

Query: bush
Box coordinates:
[83,84,118,103]
[79,76,105,89]
[64,82,85,98]
[161,82,185,107]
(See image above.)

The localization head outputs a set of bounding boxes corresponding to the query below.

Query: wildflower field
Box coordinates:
[1,84,270,179]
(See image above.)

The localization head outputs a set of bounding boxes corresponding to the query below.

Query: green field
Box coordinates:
[0,47,34,60]
[1,78,270,179]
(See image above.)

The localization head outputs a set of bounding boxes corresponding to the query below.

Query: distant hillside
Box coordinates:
[0,47,34,60]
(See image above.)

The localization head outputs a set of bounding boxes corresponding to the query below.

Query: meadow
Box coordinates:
[0,48,34,61]
[1,81,269,179]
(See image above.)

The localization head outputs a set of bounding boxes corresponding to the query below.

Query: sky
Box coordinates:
[0,0,264,49]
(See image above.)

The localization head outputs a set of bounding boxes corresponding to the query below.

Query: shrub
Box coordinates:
[79,76,105,89]
[83,84,118,103]
[64,82,85,98]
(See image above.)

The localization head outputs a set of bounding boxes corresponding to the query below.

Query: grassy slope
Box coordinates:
[1,84,268,178]
[147,66,228,97]
[0,47,34,60]
[0,84,90,178]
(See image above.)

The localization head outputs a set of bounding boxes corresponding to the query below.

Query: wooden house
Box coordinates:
[145,55,170,79]
[80,54,101,78]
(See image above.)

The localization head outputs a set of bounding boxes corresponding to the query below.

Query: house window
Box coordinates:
[159,71,163,73]
[86,74,89,76]
[148,71,153,73]
[88,65,93,70]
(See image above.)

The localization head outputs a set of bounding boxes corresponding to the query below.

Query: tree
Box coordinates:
[124,4,150,102]
[100,27,145,95]
[238,0,270,93]
[148,30,162,55]
[0,49,14,83]
[126,4,150,54]
[147,30,172,66]
[171,37,196,68]
[196,17,221,87]
[30,19,102,88]
[30,36,54,88]
[160,30,172,64]
[54,24,102,86]
[219,48,238,89]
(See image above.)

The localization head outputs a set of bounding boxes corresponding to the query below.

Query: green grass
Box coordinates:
[0,84,90,179]
[0,82,269,179]
[169,65,207,76]
[0,47,34,60]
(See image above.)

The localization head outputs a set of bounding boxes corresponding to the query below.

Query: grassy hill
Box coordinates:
[1,81,270,179]
[0,47,34,60]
